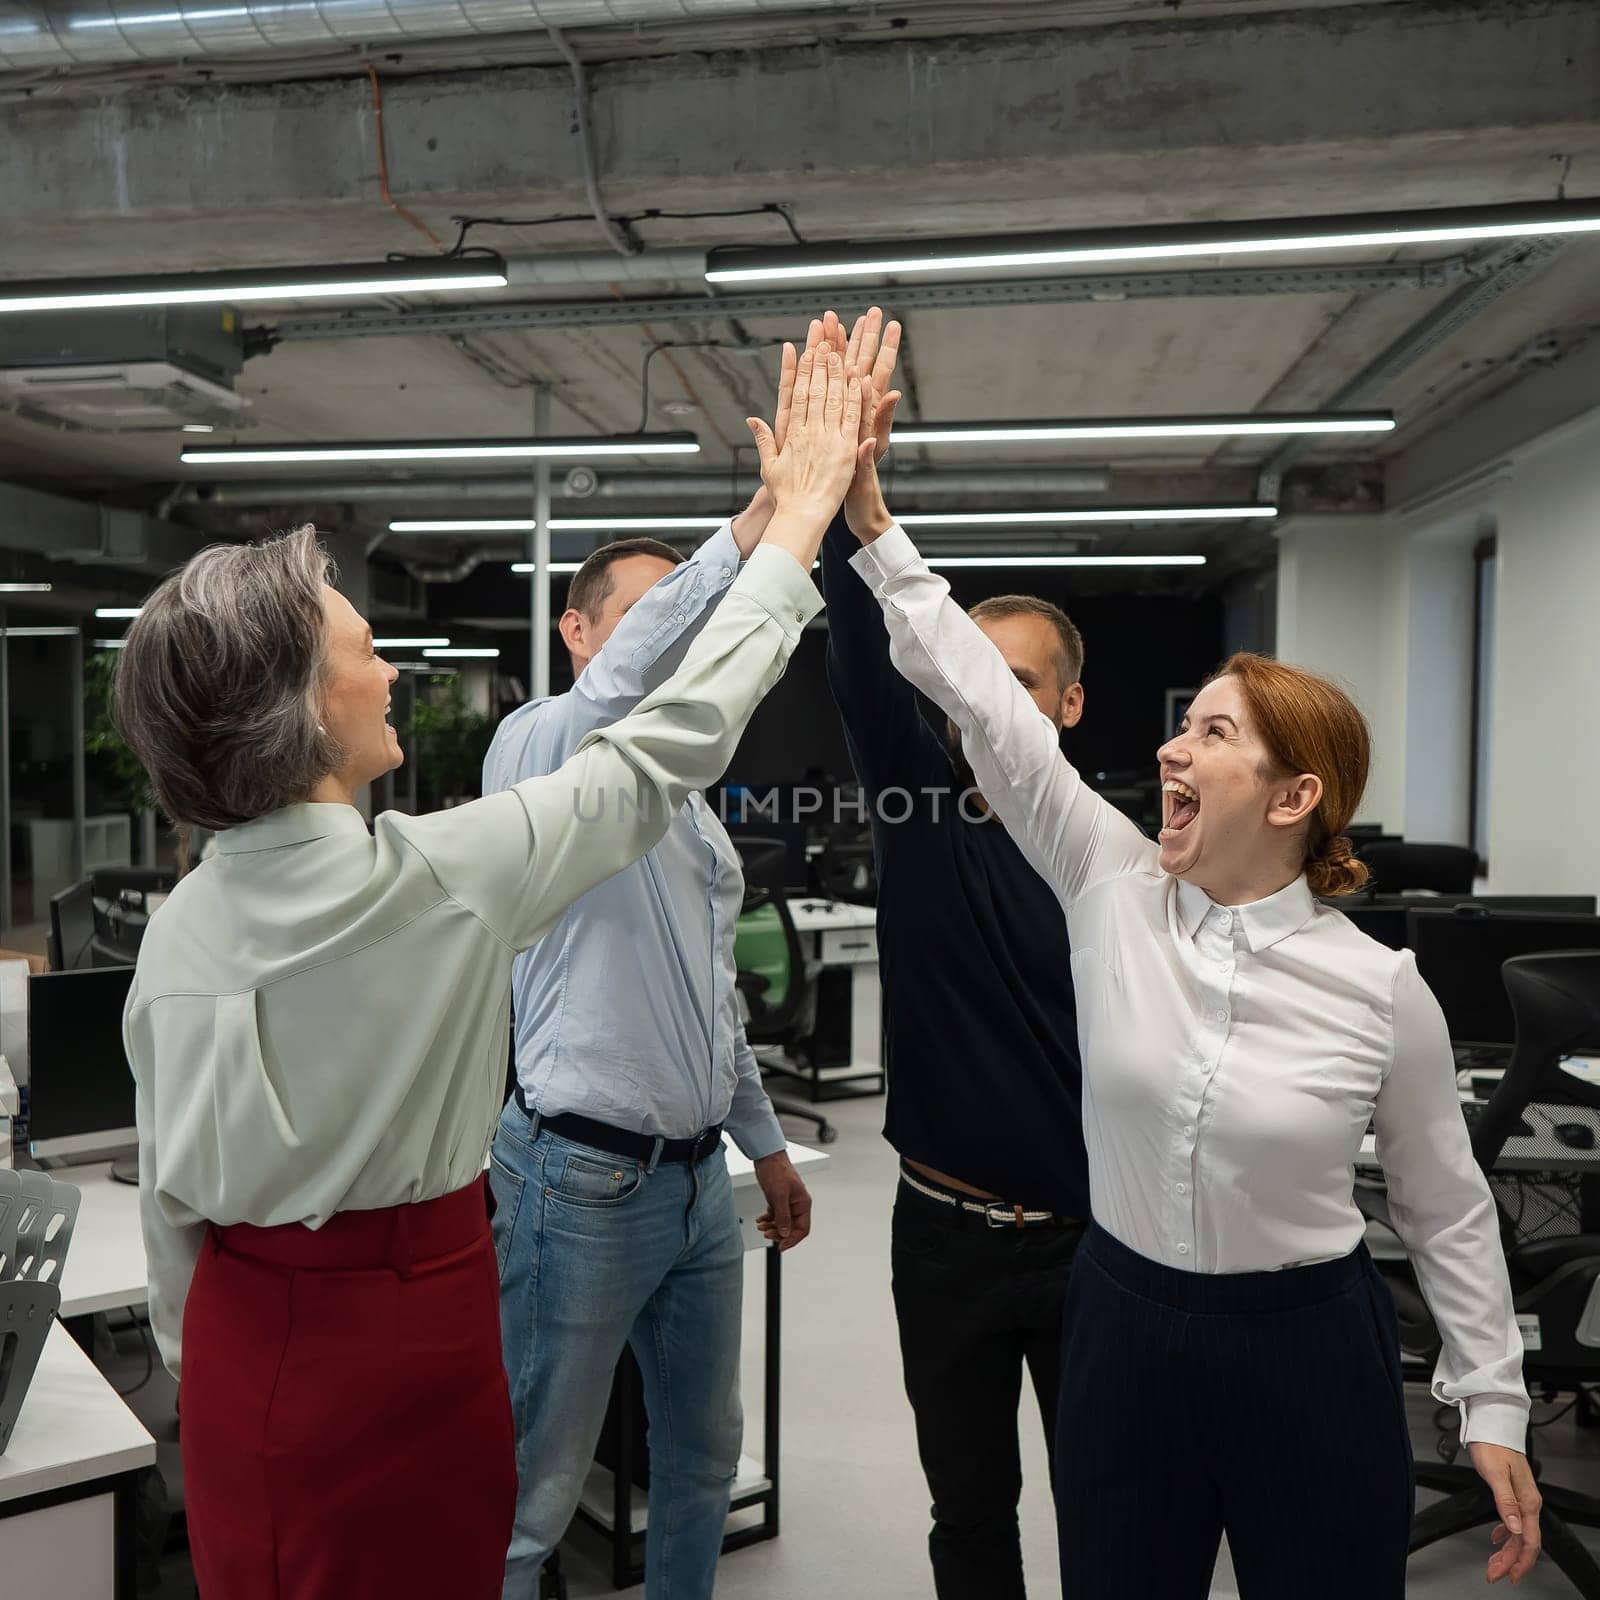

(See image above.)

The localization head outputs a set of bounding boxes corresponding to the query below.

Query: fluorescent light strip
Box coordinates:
[94,606,142,618]
[0,583,53,593]
[926,555,1206,568]
[0,626,79,638]
[705,203,1600,283]
[423,647,500,659]
[372,637,451,649]
[390,516,728,533]
[897,507,1274,526]
[93,639,129,649]
[511,562,582,574]
[0,261,507,316]
[183,439,699,465]
[892,416,1395,445]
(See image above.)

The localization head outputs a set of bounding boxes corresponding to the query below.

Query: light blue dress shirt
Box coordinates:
[483,523,786,1160]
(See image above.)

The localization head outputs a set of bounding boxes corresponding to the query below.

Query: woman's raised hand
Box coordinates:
[745,349,861,570]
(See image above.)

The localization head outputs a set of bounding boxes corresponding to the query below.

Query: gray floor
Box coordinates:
[127,1087,1600,1597]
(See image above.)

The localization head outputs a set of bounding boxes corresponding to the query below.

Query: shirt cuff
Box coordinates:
[727,1104,787,1162]
[848,523,922,589]
[1459,1396,1531,1450]
[734,544,824,643]
[694,521,743,579]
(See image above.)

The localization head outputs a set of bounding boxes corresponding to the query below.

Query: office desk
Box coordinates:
[56,1161,147,1321]
[0,1321,155,1598]
[1357,1101,1600,1175]
[767,899,884,1102]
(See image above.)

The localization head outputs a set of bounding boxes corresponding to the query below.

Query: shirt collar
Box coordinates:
[1174,874,1315,954]
[213,802,371,855]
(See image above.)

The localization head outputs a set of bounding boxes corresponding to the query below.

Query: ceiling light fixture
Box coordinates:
[511,562,582,574]
[93,638,129,649]
[391,516,729,534]
[422,646,500,659]
[0,626,80,638]
[372,637,451,649]
[94,606,142,618]
[0,583,54,594]
[897,506,1275,527]
[0,255,509,316]
[182,433,699,466]
[925,555,1207,568]
[704,200,1600,284]
[890,413,1395,445]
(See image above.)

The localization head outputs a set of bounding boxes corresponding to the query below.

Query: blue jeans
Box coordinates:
[489,1100,745,1600]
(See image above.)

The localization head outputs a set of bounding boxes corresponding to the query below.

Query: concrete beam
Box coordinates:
[1386,333,1600,510]
[1,1,1598,275]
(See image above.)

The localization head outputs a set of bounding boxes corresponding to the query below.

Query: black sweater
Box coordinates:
[821,514,1090,1217]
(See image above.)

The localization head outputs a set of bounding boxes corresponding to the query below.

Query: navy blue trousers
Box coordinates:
[1055,1225,1414,1600]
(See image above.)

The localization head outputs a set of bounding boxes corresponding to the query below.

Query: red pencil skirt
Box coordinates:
[179,1176,516,1599]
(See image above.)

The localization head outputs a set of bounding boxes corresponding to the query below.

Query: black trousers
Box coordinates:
[1056,1224,1415,1600]
[892,1172,1083,1600]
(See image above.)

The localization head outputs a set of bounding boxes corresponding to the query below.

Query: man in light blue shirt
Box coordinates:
[485,489,813,1599]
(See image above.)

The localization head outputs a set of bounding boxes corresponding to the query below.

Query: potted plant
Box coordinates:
[408,674,494,807]
[84,648,162,862]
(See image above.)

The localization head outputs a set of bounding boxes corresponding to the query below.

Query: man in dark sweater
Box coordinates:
[816,311,1090,1599]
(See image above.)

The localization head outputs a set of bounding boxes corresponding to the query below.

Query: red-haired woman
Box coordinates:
[836,482,1537,1595]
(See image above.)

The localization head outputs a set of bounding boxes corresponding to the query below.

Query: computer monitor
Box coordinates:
[1407,908,1600,1051]
[47,879,96,972]
[27,966,137,1163]
[1334,903,1409,950]
[1327,895,1598,953]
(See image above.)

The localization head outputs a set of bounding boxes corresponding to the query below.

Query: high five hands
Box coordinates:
[744,346,861,572]
[814,308,903,544]
[740,307,903,567]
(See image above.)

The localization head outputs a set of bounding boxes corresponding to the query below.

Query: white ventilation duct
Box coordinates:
[0,1,873,71]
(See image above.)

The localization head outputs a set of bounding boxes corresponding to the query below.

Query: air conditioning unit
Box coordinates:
[0,308,250,433]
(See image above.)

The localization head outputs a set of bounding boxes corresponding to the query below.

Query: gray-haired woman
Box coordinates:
[117,357,863,1600]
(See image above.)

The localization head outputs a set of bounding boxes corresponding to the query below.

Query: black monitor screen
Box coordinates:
[28,966,137,1157]
[49,880,96,972]
[1408,910,1600,1049]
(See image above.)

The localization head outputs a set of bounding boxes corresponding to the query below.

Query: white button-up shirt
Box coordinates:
[853,525,1529,1448]
[125,547,821,1379]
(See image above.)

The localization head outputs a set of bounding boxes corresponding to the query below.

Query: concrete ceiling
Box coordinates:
[0,0,1597,620]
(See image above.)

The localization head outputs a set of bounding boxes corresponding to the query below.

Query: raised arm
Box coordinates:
[484,523,747,786]
[485,337,827,781]
[822,511,931,793]
[846,520,1154,910]
[398,352,863,952]
[816,314,937,793]
[399,546,821,950]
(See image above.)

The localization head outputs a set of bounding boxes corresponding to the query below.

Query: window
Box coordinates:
[1469,537,1496,868]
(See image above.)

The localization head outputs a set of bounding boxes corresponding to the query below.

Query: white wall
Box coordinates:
[1398,514,1481,846]
[1274,405,1600,897]
[1485,415,1600,899]
[1274,515,1408,831]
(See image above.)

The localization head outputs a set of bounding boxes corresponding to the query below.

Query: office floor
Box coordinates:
[123,1090,1600,1598]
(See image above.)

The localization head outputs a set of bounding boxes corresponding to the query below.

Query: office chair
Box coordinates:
[1357,951,1600,1594]
[733,838,837,1147]
[1356,840,1477,895]
[811,827,876,906]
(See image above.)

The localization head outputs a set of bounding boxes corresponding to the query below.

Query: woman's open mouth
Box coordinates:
[1161,778,1201,838]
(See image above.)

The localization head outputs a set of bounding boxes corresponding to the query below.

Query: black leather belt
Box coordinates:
[513,1086,723,1165]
